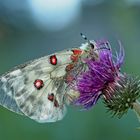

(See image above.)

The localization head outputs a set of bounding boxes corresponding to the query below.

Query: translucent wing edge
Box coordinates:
[0,77,23,115]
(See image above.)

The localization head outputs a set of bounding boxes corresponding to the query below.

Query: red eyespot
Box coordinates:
[48,94,59,107]
[72,49,82,55]
[65,74,74,83]
[50,55,57,65]
[54,99,59,107]
[70,49,83,62]
[34,79,44,90]
[48,93,54,101]
[65,64,74,72]
[70,55,78,62]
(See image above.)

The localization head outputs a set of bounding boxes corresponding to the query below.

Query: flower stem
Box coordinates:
[133,100,140,122]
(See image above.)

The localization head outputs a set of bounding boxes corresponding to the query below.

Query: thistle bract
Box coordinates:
[104,76,140,118]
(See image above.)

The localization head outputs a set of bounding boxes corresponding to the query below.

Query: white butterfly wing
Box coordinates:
[0,50,74,123]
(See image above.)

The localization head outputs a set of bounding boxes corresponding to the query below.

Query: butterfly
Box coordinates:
[0,34,100,123]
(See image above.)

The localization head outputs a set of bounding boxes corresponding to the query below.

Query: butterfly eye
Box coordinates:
[90,43,94,49]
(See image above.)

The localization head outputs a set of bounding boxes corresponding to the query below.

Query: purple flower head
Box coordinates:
[75,40,125,109]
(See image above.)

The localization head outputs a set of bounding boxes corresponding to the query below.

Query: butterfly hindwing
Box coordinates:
[0,40,102,123]
[0,50,74,122]
[0,75,23,114]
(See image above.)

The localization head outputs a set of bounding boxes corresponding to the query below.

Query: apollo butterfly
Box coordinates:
[0,34,102,123]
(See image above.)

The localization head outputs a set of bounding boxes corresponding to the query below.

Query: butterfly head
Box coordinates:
[79,40,99,60]
[80,33,110,60]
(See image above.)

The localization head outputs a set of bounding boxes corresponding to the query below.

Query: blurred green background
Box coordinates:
[0,0,140,140]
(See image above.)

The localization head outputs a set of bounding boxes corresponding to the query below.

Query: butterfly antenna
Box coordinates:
[80,33,91,45]
[80,33,110,51]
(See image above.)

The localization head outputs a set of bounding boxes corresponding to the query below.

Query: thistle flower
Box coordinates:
[75,40,140,118]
